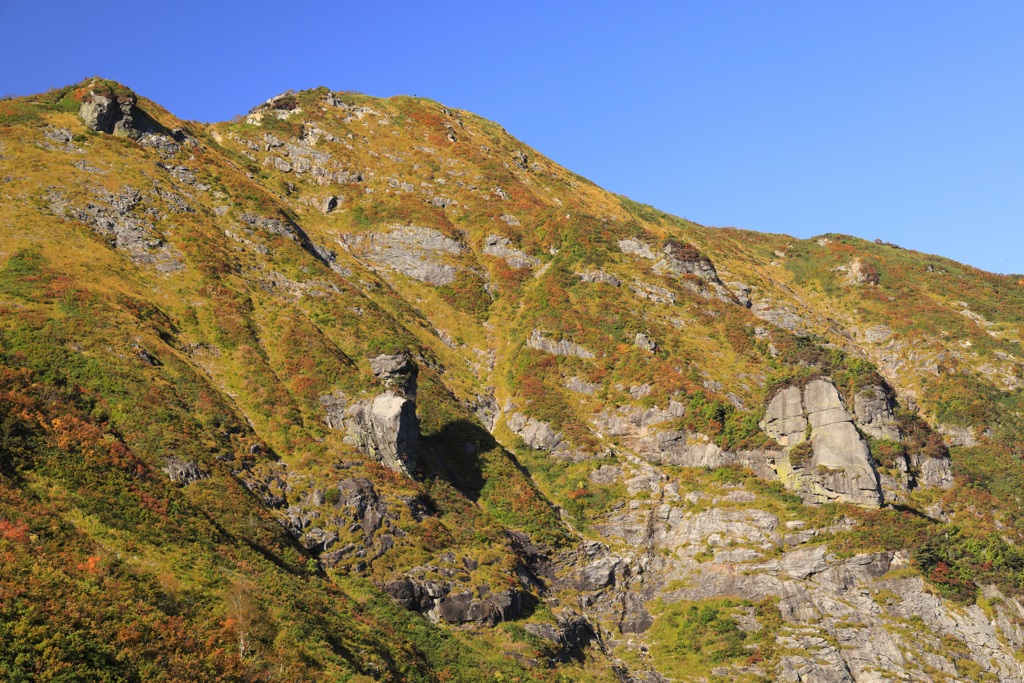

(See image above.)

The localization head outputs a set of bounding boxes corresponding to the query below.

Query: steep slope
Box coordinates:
[1,79,1024,682]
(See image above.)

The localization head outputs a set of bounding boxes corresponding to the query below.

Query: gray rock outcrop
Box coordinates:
[634,333,656,352]
[482,234,538,269]
[762,386,807,445]
[619,237,736,303]
[78,89,154,139]
[320,357,420,476]
[566,377,600,395]
[385,577,523,626]
[343,393,419,476]
[370,352,417,399]
[341,226,465,285]
[915,453,954,489]
[319,195,339,214]
[163,458,208,485]
[577,269,620,287]
[46,187,184,273]
[764,379,882,507]
[853,385,901,441]
[527,330,594,359]
[507,412,563,451]
[524,613,596,662]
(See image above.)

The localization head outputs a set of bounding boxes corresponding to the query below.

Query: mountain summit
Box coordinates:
[2,78,1024,681]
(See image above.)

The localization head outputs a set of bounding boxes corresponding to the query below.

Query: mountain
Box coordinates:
[1,78,1024,682]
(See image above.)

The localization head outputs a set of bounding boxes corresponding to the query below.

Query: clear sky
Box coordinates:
[2,1,1021,274]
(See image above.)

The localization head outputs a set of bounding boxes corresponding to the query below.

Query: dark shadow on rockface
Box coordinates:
[417,418,496,501]
[890,503,942,523]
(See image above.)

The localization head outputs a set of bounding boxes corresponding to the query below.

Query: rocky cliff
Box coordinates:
[0,79,1023,682]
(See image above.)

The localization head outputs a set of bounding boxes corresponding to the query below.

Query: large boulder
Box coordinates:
[384,578,423,610]
[916,454,954,489]
[434,588,522,626]
[320,356,420,476]
[321,389,420,476]
[345,393,419,476]
[78,87,154,139]
[369,352,417,399]
[79,94,121,134]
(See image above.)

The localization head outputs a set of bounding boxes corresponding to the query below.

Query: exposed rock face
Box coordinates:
[369,352,417,399]
[507,412,563,451]
[163,458,208,485]
[726,281,752,307]
[435,589,522,625]
[384,577,523,626]
[845,257,879,285]
[618,591,654,634]
[524,614,597,662]
[917,455,954,489]
[527,329,594,359]
[853,385,901,441]
[585,449,1024,683]
[319,195,338,214]
[937,423,978,447]
[762,386,807,445]
[464,393,499,431]
[631,279,676,305]
[344,393,419,476]
[482,234,538,269]
[46,187,184,273]
[750,300,811,336]
[634,332,656,352]
[342,225,465,285]
[320,356,420,476]
[863,324,893,343]
[384,578,422,610]
[658,241,721,283]
[641,435,782,481]
[280,477,397,568]
[239,212,346,276]
[764,379,882,507]
[577,269,620,287]
[619,237,736,303]
[566,377,600,395]
[78,90,154,139]
[319,391,348,430]
[577,556,621,590]
[335,478,388,538]
[590,400,782,481]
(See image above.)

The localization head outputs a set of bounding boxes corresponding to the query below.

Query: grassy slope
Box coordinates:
[1,80,1024,679]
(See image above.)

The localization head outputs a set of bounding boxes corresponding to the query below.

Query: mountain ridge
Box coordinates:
[2,77,1024,682]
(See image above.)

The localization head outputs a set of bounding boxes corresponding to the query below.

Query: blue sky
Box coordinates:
[2,1,1021,274]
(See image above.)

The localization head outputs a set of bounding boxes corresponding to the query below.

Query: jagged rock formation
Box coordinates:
[320,354,420,476]
[384,576,523,626]
[78,88,154,139]
[507,412,563,451]
[343,394,419,475]
[162,457,208,485]
[46,186,184,272]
